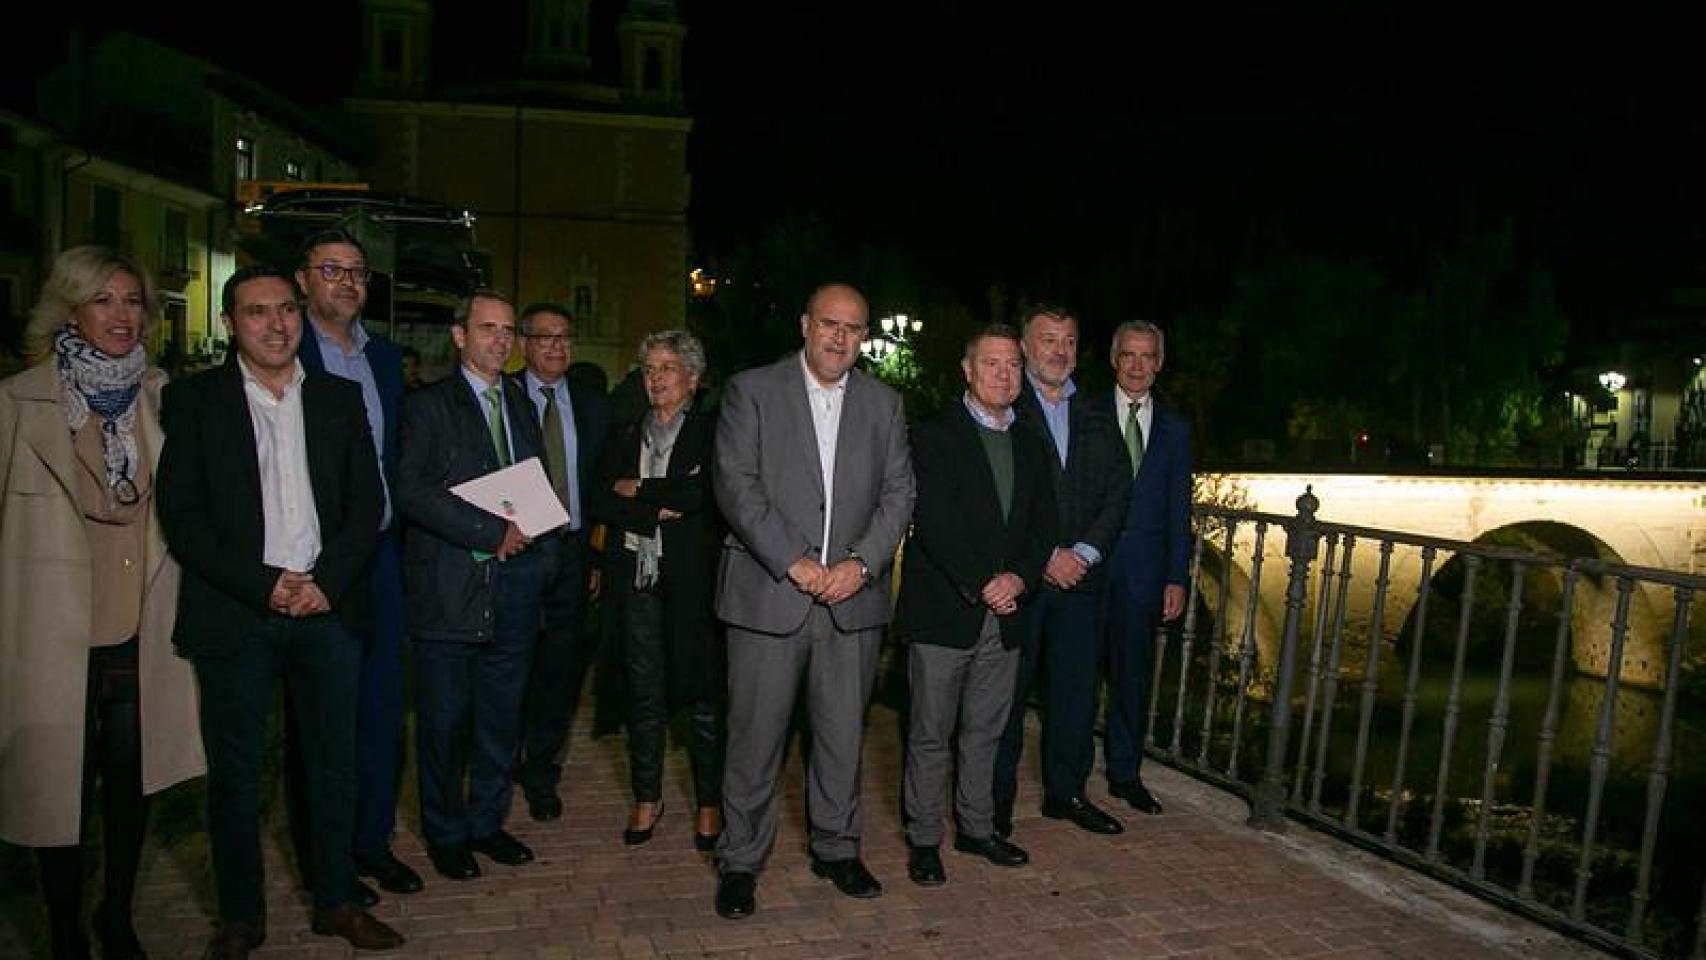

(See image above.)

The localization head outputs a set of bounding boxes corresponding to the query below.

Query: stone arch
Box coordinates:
[1390,521,1668,689]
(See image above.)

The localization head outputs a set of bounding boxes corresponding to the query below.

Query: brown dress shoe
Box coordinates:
[310,904,405,951]
[203,919,264,960]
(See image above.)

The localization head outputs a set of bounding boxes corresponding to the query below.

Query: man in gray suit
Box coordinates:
[711,283,915,919]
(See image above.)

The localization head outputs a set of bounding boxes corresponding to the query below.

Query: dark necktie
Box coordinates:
[540,386,569,513]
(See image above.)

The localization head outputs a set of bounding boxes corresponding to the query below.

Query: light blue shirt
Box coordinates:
[523,371,582,530]
[1026,370,1076,468]
[312,318,391,529]
[1023,372,1100,568]
[460,365,517,467]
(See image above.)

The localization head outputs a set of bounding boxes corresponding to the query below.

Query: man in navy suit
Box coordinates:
[512,302,607,821]
[396,290,554,881]
[286,229,421,901]
[1102,320,1192,816]
[158,266,402,956]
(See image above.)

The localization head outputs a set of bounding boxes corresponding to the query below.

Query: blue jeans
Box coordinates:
[194,615,361,921]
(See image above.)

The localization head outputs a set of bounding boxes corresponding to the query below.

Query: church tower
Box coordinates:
[357,0,433,97]
[617,0,685,110]
[526,0,594,77]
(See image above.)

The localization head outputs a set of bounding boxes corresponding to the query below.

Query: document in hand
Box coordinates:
[449,456,569,538]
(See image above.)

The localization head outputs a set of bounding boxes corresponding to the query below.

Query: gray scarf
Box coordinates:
[54,326,145,500]
[633,409,686,589]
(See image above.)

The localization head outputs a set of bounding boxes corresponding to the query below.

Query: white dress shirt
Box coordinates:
[1114,388,1153,453]
[800,351,849,563]
[240,357,321,572]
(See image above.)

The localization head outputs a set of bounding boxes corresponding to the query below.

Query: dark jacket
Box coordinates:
[1012,377,1131,594]
[895,400,1058,649]
[297,320,404,482]
[1100,390,1193,603]
[505,369,609,537]
[396,369,555,643]
[158,359,382,656]
[590,406,723,703]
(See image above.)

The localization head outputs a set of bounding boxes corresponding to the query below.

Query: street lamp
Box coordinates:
[1598,370,1626,393]
[862,312,922,362]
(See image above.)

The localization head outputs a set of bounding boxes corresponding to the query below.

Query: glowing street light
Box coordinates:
[1598,370,1627,393]
[862,312,922,363]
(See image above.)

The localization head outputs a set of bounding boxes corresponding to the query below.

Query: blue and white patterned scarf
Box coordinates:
[54,326,145,497]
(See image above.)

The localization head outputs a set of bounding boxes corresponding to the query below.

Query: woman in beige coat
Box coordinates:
[0,247,204,960]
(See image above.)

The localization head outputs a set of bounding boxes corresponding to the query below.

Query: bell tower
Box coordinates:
[617,0,685,109]
[357,0,433,97]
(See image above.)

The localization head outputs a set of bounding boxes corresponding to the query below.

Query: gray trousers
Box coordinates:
[904,613,1019,848]
[716,605,880,873]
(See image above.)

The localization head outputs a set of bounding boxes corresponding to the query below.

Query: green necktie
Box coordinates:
[1125,398,1145,476]
[540,386,568,507]
[484,385,512,467]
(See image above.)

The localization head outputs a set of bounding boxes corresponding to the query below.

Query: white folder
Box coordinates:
[449,456,569,538]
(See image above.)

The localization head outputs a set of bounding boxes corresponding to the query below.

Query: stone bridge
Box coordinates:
[1194,472,1706,688]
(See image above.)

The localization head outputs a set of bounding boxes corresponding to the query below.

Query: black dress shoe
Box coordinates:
[528,792,563,822]
[810,856,883,899]
[907,846,946,886]
[311,904,405,951]
[1109,779,1164,815]
[1041,795,1125,835]
[715,871,756,919]
[356,849,423,894]
[694,831,720,852]
[426,844,481,881]
[953,834,1029,867]
[204,919,264,960]
[470,829,534,865]
[354,879,380,909]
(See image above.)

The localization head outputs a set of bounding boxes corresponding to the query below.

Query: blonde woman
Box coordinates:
[0,247,204,960]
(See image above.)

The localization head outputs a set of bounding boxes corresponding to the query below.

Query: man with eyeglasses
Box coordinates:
[710,283,915,919]
[510,303,606,822]
[282,229,422,902]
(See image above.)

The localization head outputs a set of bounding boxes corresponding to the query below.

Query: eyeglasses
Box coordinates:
[313,262,372,285]
[524,333,571,346]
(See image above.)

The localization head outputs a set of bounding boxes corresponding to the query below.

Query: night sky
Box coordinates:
[10,2,1705,354]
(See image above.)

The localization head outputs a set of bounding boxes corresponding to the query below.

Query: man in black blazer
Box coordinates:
[396,290,554,881]
[511,302,607,821]
[993,305,1131,839]
[895,325,1057,886]
[1101,320,1193,816]
[158,266,401,957]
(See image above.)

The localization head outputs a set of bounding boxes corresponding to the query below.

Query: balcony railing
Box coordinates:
[1159,490,1706,958]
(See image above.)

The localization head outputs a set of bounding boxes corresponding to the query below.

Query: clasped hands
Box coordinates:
[1042,547,1089,590]
[787,556,866,606]
[269,570,330,617]
[981,571,1025,615]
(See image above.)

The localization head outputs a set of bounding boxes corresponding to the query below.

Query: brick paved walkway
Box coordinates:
[0,705,1603,959]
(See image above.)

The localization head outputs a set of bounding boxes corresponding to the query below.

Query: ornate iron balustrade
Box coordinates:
[1158,488,1706,959]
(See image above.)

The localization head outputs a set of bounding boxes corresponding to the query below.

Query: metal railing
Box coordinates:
[1152,488,1706,959]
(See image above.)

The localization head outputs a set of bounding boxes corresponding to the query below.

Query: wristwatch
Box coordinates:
[846,549,874,585]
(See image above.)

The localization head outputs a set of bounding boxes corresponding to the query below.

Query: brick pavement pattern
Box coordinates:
[0,705,1579,959]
